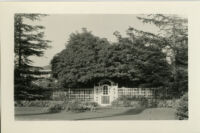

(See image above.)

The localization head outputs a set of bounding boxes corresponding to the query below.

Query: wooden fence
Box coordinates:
[118,88,155,98]
[52,87,155,101]
[52,89,94,101]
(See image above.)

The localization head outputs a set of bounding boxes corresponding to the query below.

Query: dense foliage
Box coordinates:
[51,28,171,88]
[64,100,99,112]
[48,103,64,113]
[51,29,110,87]
[15,100,53,107]
[15,84,52,100]
[111,96,149,108]
[137,14,188,96]
[176,93,188,120]
[50,14,188,98]
[14,14,51,100]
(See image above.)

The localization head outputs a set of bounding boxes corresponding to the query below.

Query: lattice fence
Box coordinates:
[52,89,94,101]
[67,89,94,101]
[52,87,155,101]
[118,88,155,98]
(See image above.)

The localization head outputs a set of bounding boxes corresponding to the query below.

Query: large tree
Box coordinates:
[51,28,171,89]
[109,30,171,88]
[137,14,188,96]
[51,29,110,88]
[14,14,51,100]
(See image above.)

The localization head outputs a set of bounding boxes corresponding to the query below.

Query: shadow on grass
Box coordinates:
[121,108,145,115]
[76,107,145,120]
[15,107,145,120]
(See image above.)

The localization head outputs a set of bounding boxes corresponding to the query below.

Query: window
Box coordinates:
[103,86,108,95]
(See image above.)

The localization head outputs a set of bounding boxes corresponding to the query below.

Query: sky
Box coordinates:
[29,14,160,67]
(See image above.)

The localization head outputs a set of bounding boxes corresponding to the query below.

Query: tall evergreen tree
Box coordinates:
[14,14,51,100]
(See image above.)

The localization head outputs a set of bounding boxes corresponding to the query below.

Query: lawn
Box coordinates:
[15,107,178,120]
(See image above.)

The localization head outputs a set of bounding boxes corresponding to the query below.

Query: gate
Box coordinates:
[101,96,110,104]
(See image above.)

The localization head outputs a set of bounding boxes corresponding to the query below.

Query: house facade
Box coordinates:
[52,79,155,106]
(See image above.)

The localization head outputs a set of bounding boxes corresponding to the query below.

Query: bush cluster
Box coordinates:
[65,100,99,112]
[48,103,65,113]
[15,100,51,107]
[156,99,180,108]
[15,100,64,107]
[15,100,99,113]
[175,93,188,120]
[111,96,149,108]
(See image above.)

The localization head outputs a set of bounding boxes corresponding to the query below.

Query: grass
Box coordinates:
[15,106,177,120]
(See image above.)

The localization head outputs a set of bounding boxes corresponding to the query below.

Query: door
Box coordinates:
[101,85,110,104]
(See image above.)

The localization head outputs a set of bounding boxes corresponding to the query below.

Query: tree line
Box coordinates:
[51,15,188,97]
[14,14,188,100]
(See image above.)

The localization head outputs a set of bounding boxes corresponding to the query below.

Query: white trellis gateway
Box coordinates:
[94,79,118,106]
[52,79,155,106]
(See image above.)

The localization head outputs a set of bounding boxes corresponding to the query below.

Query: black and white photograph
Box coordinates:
[14,14,188,120]
[3,1,200,133]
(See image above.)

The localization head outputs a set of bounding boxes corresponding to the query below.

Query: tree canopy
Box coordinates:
[51,29,110,88]
[51,28,171,88]
[137,14,188,96]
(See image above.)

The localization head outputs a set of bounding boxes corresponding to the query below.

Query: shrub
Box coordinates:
[28,100,51,107]
[175,93,188,120]
[15,100,33,107]
[111,96,148,108]
[139,98,148,107]
[48,103,64,113]
[157,99,176,108]
[172,99,180,108]
[156,100,167,107]
[14,100,64,107]
[111,99,124,107]
[66,100,87,112]
[85,101,99,108]
[65,100,98,112]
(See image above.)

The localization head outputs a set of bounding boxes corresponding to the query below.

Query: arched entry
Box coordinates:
[94,79,118,106]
